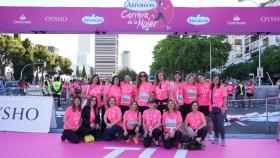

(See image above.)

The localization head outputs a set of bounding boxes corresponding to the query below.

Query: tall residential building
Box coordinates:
[121,51,131,69]
[76,34,94,76]
[95,34,118,78]
[226,35,245,66]
[244,35,280,62]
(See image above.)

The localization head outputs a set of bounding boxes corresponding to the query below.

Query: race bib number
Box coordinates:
[187,89,196,98]
[139,92,149,102]
[127,120,138,129]
[121,94,130,103]
[176,93,183,102]
[166,118,176,128]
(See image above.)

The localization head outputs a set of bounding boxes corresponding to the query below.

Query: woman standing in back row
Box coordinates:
[154,70,171,114]
[210,76,227,146]
[182,74,198,121]
[136,71,155,114]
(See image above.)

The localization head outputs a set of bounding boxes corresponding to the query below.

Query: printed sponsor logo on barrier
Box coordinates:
[13,14,31,24]
[227,15,247,25]
[82,14,104,25]
[260,16,280,22]
[124,0,157,11]
[187,14,210,25]
[45,16,68,22]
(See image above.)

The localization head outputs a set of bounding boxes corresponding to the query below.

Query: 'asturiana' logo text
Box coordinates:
[82,14,104,25]
[125,0,157,12]
[187,14,210,25]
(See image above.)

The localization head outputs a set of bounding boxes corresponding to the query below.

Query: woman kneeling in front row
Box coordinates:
[103,97,123,141]
[162,99,183,149]
[81,96,102,140]
[184,101,207,146]
[123,101,142,144]
[61,96,91,144]
[142,99,162,147]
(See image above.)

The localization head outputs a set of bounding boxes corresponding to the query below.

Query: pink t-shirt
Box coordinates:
[246,85,254,94]
[106,85,122,106]
[136,82,155,107]
[90,107,96,124]
[103,83,112,95]
[185,111,205,130]
[63,107,81,130]
[172,82,184,106]
[154,80,170,101]
[84,84,104,107]
[209,85,227,111]
[226,85,235,95]
[162,111,182,134]
[197,82,211,106]
[123,110,141,130]
[142,109,161,132]
[104,105,122,127]
[182,84,198,104]
[120,82,136,106]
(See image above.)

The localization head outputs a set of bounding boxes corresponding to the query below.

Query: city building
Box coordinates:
[76,34,94,77]
[121,51,131,69]
[94,34,118,78]
[244,35,280,62]
[226,35,245,66]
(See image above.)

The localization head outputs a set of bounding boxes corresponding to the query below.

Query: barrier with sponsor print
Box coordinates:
[0,96,55,133]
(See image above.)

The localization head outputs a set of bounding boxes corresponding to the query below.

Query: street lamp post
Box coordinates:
[238,0,262,86]
[20,62,46,80]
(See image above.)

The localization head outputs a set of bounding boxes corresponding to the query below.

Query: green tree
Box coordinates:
[0,35,25,77]
[76,66,81,78]
[150,35,231,78]
[117,67,137,81]
[81,65,87,79]
[21,38,35,82]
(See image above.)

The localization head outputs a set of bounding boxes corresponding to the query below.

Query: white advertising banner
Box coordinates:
[0,96,53,133]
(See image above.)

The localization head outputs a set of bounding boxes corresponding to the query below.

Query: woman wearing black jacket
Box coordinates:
[81,97,102,139]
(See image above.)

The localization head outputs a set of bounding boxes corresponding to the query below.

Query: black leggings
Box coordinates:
[62,127,91,144]
[196,126,208,140]
[81,126,102,139]
[138,106,149,114]
[164,130,183,149]
[143,128,162,147]
[180,104,191,121]
[103,125,123,141]
[211,112,225,139]
[123,126,143,140]
[120,105,129,115]
[156,98,168,114]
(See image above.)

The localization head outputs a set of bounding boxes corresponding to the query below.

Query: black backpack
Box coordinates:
[186,139,204,150]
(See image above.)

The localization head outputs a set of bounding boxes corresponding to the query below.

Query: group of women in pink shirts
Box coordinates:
[61,70,228,148]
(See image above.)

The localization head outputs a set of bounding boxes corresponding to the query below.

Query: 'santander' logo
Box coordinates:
[187,14,210,26]
[227,15,246,25]
[13,14,32,24]
[82,14,104,25]
[124,0,157,12]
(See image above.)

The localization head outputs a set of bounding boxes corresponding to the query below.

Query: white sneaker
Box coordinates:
[224,122,231,127]
[208,133,214,141]
[58,107,63,111]
[221,139,226,146]
[212,138,220,144]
